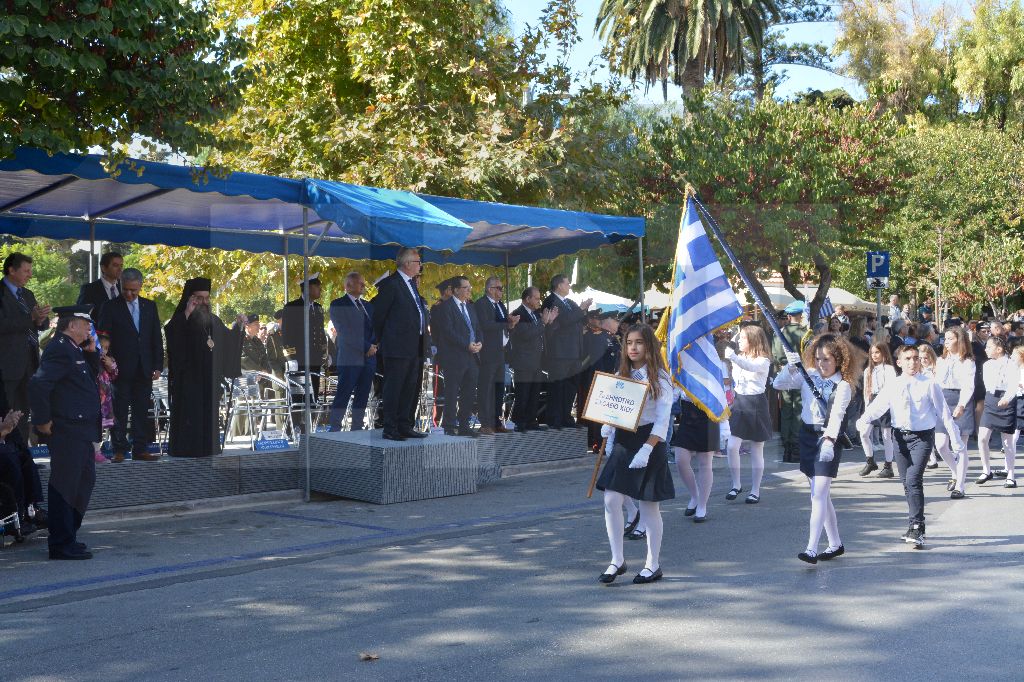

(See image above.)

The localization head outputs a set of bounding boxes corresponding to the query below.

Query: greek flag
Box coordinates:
[819,296,835,319]
[666,198,744,422]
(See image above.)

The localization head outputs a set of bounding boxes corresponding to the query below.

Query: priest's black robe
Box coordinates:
[164,310,243,457]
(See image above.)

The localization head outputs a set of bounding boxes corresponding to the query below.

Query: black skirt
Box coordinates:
[728,392,772,442]
[1017,394,1024,431]
[670,400,720,452]
[597,423,675,502]
[942,388,975,437]
[798,423,843,478]
[981,391,1017,434]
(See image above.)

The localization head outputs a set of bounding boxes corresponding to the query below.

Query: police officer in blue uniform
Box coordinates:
[29,305,101,560]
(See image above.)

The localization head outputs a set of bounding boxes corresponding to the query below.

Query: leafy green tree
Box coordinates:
[0,240,77,307]
[953,0,1024,128]
[0,0,246,160]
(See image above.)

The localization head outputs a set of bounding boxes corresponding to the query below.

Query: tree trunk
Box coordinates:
[779,250,805,301]
[751,46,766,102]
[807,253,832,327]
[681,59,705,99]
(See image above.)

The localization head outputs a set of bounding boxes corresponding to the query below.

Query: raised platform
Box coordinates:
[305,430,478,505]
[36,447,301,511]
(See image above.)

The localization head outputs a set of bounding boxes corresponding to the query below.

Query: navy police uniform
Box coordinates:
[29,307,101,559]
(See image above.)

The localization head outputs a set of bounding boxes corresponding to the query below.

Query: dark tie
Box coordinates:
[460,303,476,343]
[109,282,119,300]
[409,279,425,333]
[494,301,504,321]
[15,289,39,349]
[355,298,368,319]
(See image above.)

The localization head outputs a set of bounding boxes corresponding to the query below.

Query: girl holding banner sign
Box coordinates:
[596,325,675,585]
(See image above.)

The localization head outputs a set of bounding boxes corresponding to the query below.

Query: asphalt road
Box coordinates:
[1,441,1022,681]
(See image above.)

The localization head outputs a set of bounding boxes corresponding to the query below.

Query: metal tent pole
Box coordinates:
[283,228,290,302]
[638,237,646,323]
[88,220,96,281]
[302,208,311,503]
[504,252,511,307]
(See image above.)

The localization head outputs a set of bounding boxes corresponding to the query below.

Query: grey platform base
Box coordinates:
[306,430,478,504]
[36,448,301,511]
[477,426,588,483]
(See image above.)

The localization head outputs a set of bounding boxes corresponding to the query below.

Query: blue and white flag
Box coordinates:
[819,296,835,319]
[667,198,744,422]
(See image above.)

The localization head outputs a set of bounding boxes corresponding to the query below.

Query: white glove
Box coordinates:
[724,346,737,360]
[818,438,835,463]
[604,438,615,456]
[785,351,801,367]
[600,424,614,439]
[629,444,653,469]
[855,417,868,433]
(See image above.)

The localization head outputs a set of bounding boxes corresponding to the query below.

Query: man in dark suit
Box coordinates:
[541,274,592,428]
[473,276,519,434]
[0,252,51,440]
[429,278,455,427]
[328,272,378,431]
[30,305,102,560]
[435,276,482,436]
[282,274,328,400]
[96,268,164,463]
[76,251,123,316]
[371,248,431,441]
[509,286,557,432]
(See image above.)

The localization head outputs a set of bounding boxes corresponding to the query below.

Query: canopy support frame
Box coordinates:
[302,208,311,503]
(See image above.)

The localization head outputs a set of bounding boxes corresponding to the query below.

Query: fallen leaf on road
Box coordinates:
[359,652,380,662]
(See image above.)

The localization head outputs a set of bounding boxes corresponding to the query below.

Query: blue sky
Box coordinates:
[506,0,868,102]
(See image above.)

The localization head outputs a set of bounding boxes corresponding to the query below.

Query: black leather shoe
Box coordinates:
[977,472,994,484]
[530,424,549,431]
[798,550,818,564]
[950,489,965,499]
[684,507,697,517]
[994,470,1009,479]
[818,545,845,561]
[399,429,428,439]
[693,512,707,523]
[598,563,627,584]
[623,511,640,535]
[632,567,663,584]
[946,478,957,492]
[49,547,92,560]
[456,429,478,438]
[725,487,742,500]
[381,431,407,442]
[443,428,457,436]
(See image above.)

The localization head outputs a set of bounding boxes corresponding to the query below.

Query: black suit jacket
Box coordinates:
[474,295,510,363]
[77,279,119,316]
[329,295,376,367]
[371,272,430,359]
[96,295,164,381]
[281,297,328,367]
[508,304,545,374]
[29,333,101,442]
[435,298,482,371]
[0,282,47,382]
[542,293,586,362]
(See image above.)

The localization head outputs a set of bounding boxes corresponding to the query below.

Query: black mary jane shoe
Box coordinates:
[693,512,707,523]
[950,489,965,499]
[818,545,845,561]
[598,563,627,584]
[946,478,957,492]
[976,472,994,484]
[684,506,697,517]
[625,528,647,541]
[725,487,742,501]
[623,511,641,536]
[798,550,818,564]
[632,567,663,584]
[1005,479,1018,489]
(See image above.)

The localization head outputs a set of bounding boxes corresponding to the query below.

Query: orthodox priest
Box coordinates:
[164,278,244,457]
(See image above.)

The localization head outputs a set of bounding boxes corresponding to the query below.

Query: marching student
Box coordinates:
[773,333,859,564]
[857,345,965,548]
[934,327,975,498]
[975,336,1018,487]
[919,344,942,469]
[858,342,897,479]
[1007,346,1024,487]
[596,324,674,585]
[723,324,772,504]
[672,386,719,523]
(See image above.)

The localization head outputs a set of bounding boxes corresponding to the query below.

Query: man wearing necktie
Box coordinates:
[371,248,432,441]
[76,251,123,318]
[509,286,557,431]
[435,276,483,436]
[474,277,520,435]
[541,274,592,428]
[282,273,329,415]
[328,271,378,431]
[96,269,164,462]
[0,252,51,440]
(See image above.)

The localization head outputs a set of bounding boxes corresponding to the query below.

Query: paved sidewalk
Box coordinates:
[1,440,1022,681]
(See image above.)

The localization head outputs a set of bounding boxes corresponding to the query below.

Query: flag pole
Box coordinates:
[687,188,835,417]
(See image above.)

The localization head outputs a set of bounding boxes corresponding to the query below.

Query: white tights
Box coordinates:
[978,426,1013,475]
[675,447,714,515]
[859,424,894,463]
[726,437,764,496]
[934,432,968,492]
[604,490,662,571]
[806,475,841,554]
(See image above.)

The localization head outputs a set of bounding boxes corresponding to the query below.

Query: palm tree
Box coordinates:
[597,0,780,97]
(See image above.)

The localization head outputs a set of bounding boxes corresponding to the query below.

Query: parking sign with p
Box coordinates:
[866,251,890,289]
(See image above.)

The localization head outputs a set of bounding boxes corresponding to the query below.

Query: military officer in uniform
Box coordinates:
[772,301,809,462]
[29,305,101,560]
[240,313,272,373]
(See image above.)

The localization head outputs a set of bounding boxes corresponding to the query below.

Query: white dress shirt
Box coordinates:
[863,363,898,398]
[982,355,1014,393]
[772,365,852,440]
[858,373,963,448]
[724,348,769,395]
[934,355,976,409]
[630,366,673,441]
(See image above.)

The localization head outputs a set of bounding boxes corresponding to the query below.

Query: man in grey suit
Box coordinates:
[0,253,50,439]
